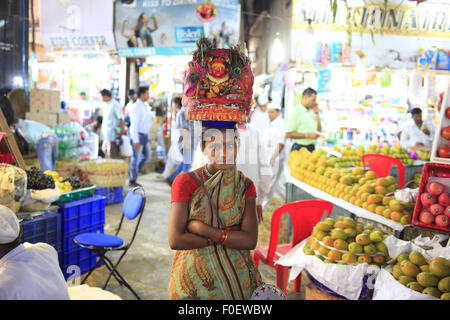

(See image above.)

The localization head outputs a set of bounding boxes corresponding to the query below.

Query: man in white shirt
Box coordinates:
[129,86,154,186]
[100,89,125,159]
[0,205,69,300]
[263,103,286,207]
[399,108,435,149]
[236,122,272,222]
[124,89,137,118]
[250,95,271,134]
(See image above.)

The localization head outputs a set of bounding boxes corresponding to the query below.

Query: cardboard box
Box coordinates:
[30,89,61,113]
[57,112,71,124]
[26,112,58,127]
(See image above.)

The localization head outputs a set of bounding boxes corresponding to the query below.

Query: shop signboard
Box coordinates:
[292,0,450,39]
[39,0,115,52]
[114,0,241,57]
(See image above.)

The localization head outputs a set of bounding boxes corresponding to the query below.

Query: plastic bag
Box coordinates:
[0,164,27,205]
[120,135,133,157]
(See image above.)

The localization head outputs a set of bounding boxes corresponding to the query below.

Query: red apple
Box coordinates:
[445,206,450,218]
[435,215,450,228]
[419,210,435,225]
[427,182,445,196]
[438,192,450,207]
[447,107,450,119]
[420,193,437,208]
[430,203,444,216]
[438,145,450,158]
[442,126,450,140]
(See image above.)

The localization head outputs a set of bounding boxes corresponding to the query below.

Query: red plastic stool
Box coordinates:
[362,153,405,188]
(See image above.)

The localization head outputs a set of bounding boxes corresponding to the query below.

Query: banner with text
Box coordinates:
[39,0,115,52]
[115,0,241,57]
[292,0,450,39]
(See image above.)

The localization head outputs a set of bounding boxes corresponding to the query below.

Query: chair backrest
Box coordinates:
[362,153,405,188]
[117,186,146,246]
[266,200,333,265]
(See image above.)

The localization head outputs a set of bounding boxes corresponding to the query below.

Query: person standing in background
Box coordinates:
[129,87,154,187]
[263,103,286,207]
[399,108,435,149]
[286,87,321,153]
[236,122,272,223]
[250,95,270,134]
[162,97,183,179]
[100,89,125,159]
[124,89,137,117]
[15,118,58,172]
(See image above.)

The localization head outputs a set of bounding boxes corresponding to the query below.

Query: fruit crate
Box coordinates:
[95,186,123,205]
[61,247,102,280]
[20,210,61,252]
[56,185,96,204]
[62,223,104,253]
[58,195,106,235]
[430,82,450,164]
[412,162,450,232]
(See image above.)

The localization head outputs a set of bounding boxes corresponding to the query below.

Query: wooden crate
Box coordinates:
[305,283,345,300]
[402,224,450,246]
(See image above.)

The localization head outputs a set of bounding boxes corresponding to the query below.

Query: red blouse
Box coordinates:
[171,172,257,202]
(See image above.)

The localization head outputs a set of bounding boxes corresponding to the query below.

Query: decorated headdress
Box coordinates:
[182,37,254,125]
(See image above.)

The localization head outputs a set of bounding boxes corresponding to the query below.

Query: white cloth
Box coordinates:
[0,243,70,300]
[399,120,435,149]
[129,99,154,143]
[237,124,272,206]
[263,116,286,207]
[0,205,19,244]
[68,284,122,300]
[124,101,135,117]
[250,108,270,134]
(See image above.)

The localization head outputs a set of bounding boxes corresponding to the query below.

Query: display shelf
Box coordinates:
[430,81,450,165]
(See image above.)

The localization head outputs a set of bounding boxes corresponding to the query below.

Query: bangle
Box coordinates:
[222,230,228,244]
[219,230,227,244]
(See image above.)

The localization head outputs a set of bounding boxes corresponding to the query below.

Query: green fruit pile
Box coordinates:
[303,216,390,266]
[391,252,450,300]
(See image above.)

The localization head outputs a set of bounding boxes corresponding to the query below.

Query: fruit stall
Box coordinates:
[0,156,129,280]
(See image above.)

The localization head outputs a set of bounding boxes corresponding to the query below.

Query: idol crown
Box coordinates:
[182,37,254,122]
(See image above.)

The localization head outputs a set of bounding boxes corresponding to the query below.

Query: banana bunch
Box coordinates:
[44,170,72,194]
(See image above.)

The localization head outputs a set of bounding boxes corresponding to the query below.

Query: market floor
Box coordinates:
[83,172,308,300]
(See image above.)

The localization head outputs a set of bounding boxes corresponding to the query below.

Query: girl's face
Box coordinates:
[203,129,238,170]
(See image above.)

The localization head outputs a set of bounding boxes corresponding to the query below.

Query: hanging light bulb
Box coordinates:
[302,19,316,65]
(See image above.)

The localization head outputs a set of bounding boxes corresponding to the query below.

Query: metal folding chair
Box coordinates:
[73,186,146,300]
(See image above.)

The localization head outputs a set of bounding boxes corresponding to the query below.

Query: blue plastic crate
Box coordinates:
[96,186,123,205]
[20,211,61,252]
[62,223,104,253]
[61,247,102,280]
[58,195,106,235]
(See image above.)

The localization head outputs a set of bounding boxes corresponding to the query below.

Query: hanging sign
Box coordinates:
[39,0,116,52]
[292,0,450,39]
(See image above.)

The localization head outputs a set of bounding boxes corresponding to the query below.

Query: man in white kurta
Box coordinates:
[236,122,272,221]
[250,95,271,134]
[0,206,69,300]
[263,104,286,207]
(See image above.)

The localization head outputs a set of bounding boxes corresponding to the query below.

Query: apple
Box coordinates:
[420,193,437,208]
[442,126,450,140]
[427,182,445,196]
[435,215,450,228]
[438,145,450,158]
[438,192,450,207]
[447,107,450,119]
[445,206,450,218]
[419,210,435,225]
[430,203,444,216]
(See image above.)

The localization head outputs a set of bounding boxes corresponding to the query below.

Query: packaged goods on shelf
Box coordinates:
[0,164,27,205]
[77,159,129,188]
